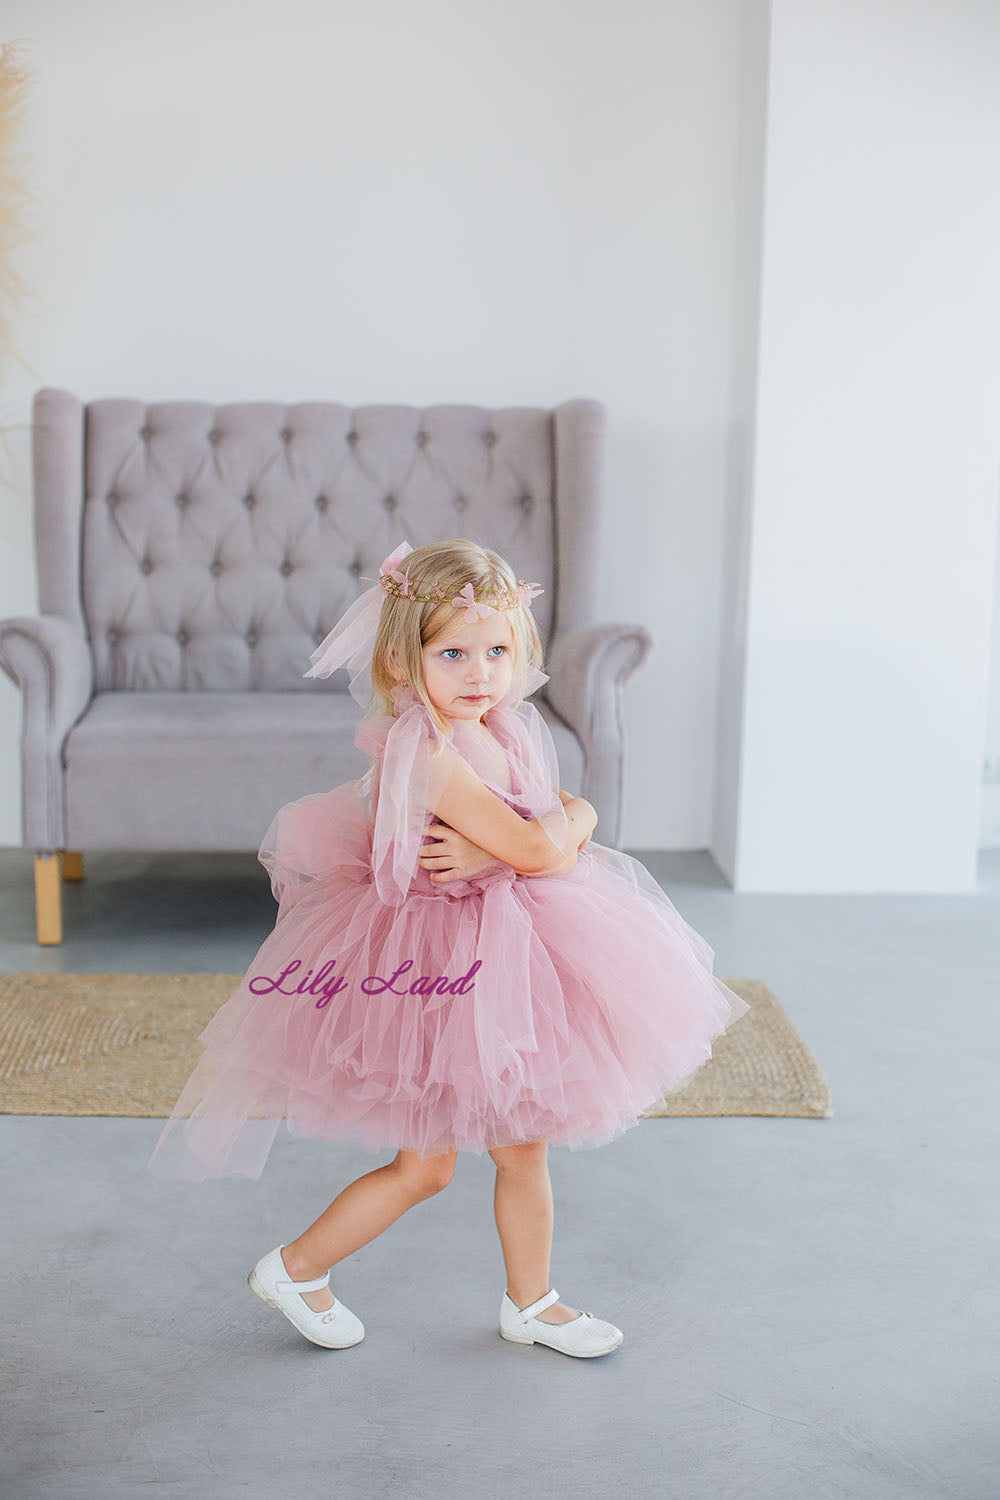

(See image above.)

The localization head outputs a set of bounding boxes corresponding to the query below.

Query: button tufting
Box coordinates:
[176,493,189,508]
[346,430,359,444]
[246,630,258,647]
[484,431,497,447]
[280,559,293,576]
[177,629,189,646]
[455,495,468,511]
[208,429,221,444]
[315,494,328,511]
[140,424,153,440]
[521,494,534,509]
[349,560,361,576]
[314,629,325,644]
[416,431,429,447]
[384,494,396,510]
[243,493,255,509]
[107,627,120,643]
[280,427,292,442]
[140,557,153,574]
[209,559,223,576]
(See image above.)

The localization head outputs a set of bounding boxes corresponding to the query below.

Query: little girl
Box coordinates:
[148,536,749,1359]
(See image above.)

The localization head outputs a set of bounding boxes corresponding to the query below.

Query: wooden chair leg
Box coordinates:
[34,854,63,945]
[62,850,84,881]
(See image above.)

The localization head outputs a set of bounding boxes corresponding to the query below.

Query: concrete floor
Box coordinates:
[1,846,998,1500]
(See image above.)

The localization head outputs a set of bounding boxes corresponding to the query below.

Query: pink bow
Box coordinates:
[380,547,414,597]
[451,582,496,623]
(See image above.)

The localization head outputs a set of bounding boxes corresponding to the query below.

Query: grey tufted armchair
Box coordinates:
[0,388,652,944]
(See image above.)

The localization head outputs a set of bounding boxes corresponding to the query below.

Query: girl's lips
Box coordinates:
[460,694,488,701]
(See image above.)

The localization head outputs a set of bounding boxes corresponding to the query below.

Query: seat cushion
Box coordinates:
[64,691,583,851]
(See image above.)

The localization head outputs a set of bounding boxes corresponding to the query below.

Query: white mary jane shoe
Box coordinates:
[248,1244,365,1349]
[499,1287,624,1358]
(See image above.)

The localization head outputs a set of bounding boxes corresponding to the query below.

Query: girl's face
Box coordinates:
[420,610,516,725]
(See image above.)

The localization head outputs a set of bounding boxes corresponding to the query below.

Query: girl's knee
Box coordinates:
[489,1137,548,1175]
[391,1147,457,1197]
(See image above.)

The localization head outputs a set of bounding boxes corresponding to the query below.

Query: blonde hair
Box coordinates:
[366,537,544,738]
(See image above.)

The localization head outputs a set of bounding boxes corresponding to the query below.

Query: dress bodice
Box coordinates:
[354,687,563,904]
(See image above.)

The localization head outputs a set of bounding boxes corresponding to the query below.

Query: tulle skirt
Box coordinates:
[146,778,750,1180]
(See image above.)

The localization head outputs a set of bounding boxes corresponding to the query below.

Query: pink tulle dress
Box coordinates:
[147,680,750,1181]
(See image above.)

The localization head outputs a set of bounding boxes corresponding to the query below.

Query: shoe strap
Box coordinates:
[277,1269,331,1293]
[515,1288,560,1322]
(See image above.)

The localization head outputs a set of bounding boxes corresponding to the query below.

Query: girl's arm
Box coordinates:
[430,752,594,877]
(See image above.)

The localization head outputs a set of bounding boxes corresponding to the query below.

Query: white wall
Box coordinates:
[714,0,1000,891]
[0,0,743,853]
[983,500,1000,845]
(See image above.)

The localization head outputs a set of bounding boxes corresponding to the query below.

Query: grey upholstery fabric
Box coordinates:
[0,389,651,861]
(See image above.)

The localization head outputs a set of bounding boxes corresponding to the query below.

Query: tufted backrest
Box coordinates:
[32,391,605,693]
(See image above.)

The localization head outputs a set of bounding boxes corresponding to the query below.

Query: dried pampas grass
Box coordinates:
[0,37,40,486]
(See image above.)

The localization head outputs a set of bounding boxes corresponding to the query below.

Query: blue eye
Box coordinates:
[440,645,507,660]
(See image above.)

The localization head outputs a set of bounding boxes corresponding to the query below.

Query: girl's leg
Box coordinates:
[488,1138,582,1325]
[280,1146,457,1311]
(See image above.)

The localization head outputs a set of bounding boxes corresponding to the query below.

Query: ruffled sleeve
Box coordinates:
[484,699,572,863]
[356,699,462,906]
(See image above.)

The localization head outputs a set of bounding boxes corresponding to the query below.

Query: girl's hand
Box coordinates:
[418,819,504,882]
[557,790,596,849]
[557,787,592,844]
[522,792,595,876]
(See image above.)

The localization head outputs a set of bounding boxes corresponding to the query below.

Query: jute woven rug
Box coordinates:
[0,972,831,1118]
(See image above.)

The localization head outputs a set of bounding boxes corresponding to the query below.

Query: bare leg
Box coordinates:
[488,1139,581,1325]
[280,1147,457,1311]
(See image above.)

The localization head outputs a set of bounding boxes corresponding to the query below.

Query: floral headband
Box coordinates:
[366,544,544,622]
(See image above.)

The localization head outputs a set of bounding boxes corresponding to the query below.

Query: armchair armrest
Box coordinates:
[542,623,653,848]
[544,622,653,753]
[0,615,94,851]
